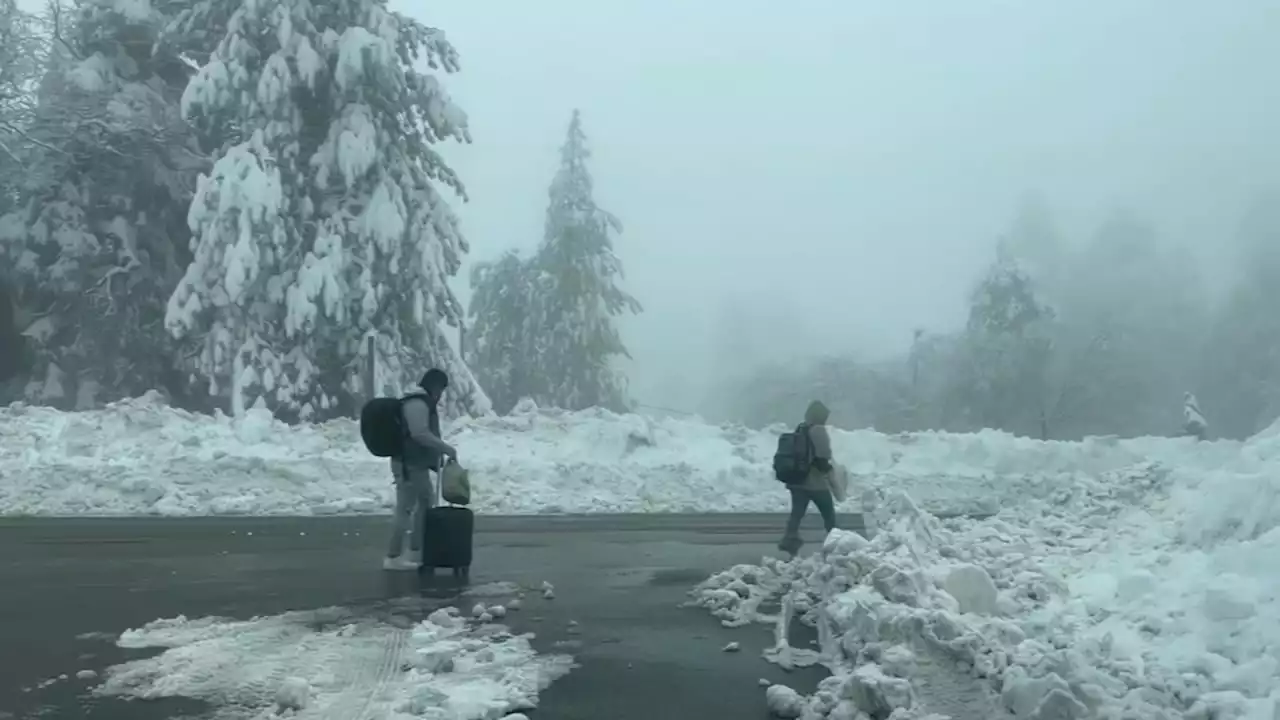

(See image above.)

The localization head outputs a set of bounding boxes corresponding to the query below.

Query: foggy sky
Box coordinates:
[393,0,1280,414]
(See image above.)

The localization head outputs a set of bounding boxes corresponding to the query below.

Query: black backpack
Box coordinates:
[773,422,814,485]
[360,396,409,457]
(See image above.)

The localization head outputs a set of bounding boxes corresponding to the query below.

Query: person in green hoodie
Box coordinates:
[779,400,838,556]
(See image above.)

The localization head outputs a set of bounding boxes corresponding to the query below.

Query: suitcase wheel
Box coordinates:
[451,566,470,579]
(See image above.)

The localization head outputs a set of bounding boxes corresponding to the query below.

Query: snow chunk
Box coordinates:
[1202,584,1255,622]
[764,684,804,718]
[275,676,310,711]
[845,664,915,716]
[942,563,999,616]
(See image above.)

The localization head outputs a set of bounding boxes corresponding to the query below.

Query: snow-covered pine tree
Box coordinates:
[0,0,202,409]
[958,242,1056,437]
[468,249,538,414]
[165,0,489,420]
[531,109,641,412]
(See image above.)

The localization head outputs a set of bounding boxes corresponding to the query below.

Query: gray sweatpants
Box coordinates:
[387,461,436,558]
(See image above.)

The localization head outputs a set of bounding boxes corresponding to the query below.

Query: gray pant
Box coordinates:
[782,487,837,541]
[387,462,436,558]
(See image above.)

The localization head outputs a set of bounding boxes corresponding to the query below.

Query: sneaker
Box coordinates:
[382,556,418,571]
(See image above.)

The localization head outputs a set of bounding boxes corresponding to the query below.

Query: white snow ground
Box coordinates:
[9,394,1280,718]
[92,600,572,719]
[0,391,1234,517]
[691,421,1280,720]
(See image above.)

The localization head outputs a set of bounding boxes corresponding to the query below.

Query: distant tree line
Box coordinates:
[710,196,1280,441]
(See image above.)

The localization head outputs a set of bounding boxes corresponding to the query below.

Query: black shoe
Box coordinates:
[777,537,803,556]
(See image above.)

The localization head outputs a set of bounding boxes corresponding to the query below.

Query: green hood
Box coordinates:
[804,400,830,426]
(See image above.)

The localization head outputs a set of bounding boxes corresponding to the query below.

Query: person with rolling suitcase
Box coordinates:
[359,368,457,571]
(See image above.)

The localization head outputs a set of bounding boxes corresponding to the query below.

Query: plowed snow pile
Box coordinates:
[0,392,1231,517]
[89,600,571,719]
[692,423,1280,720]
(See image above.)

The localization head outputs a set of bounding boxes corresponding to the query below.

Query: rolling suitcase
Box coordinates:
[419,474,474,578]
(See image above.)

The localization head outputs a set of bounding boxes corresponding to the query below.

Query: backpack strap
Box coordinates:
[396,392,428,449]
[394,392,419,430]
[797,422,815,466]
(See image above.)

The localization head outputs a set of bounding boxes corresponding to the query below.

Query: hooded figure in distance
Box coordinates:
[778,400,838,556]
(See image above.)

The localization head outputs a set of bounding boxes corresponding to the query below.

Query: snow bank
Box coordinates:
[91,602,571,718]
[691,423,1280,720]
[0,391,1245,517]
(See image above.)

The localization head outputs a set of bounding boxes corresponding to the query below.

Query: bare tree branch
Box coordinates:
[44,0,79,63]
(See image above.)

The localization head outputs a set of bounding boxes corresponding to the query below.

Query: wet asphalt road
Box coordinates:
[0,513,862,720]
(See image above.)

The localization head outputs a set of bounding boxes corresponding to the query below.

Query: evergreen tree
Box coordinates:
[530,109,640,412]
[957,243,1056,437]
[0,0,201,409]
[164,0,489,420]
[468,249,538,414]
